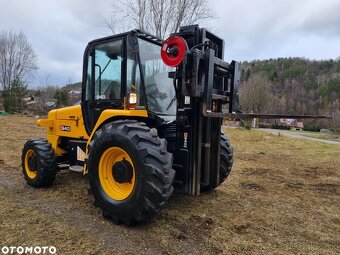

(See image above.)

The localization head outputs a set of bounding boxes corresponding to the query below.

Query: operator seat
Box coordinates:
[105,80,121,100]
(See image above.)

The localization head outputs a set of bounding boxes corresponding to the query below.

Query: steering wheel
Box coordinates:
[145,83,165,112]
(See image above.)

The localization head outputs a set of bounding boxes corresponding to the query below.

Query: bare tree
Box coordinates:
[0,31,38,91]
[104,0,213,38]
[239,74,273,113]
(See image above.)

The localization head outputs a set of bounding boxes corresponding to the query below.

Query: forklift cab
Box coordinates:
[81,25,239,196]
[81,31,176,134]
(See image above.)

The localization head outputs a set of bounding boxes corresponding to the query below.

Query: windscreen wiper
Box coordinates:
[166,95,176,111]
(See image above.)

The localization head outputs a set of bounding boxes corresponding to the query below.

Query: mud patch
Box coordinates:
[189,214,214,228]
[175,214,214,238]
[233,223,251,234]
[310,183,339,195]
[331,218,340,226]
[243,167,269,177]
[284,182,304,190]
[169,214,222,254]
[241,182,264,191]
[302,166,321,179]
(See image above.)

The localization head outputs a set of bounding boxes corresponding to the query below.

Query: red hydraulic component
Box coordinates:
[161,36,187,67]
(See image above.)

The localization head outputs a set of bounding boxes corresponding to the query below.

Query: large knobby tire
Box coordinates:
[201,133,234,192]
[87,120,175,225]
[220,134,234,182]
[21,138,58,187]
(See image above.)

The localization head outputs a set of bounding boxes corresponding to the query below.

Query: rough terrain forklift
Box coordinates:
[22,25,239,225]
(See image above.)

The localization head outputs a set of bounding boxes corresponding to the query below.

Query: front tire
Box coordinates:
[22,138,57,187]
[87,120,175,225]
[201,133,234,192]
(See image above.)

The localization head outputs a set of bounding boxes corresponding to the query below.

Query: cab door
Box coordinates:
[82,38,125,134]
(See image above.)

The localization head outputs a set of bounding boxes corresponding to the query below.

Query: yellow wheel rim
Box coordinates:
[24,149,38,179]
[99,147,135,201]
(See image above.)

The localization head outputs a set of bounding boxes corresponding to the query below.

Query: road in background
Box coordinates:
[258,128,340,145]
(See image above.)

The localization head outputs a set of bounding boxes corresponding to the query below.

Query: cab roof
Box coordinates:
[88,29,163,46]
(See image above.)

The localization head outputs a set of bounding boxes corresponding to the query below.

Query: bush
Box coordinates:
[271,123,290,130]
[258,123,271,128]
[303,125,321,132]
[242,120,252,130]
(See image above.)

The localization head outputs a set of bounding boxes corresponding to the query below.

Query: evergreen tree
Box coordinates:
[54,89,69,108]
[3,77,27,113]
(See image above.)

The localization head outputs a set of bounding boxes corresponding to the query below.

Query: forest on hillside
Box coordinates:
[239,58,340,129]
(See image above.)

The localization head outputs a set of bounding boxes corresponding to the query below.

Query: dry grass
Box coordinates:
[0,115,339,254]
[291,130,340,142]
[0,115,46,167]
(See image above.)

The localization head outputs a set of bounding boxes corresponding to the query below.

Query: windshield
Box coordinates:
[138,38,176,115]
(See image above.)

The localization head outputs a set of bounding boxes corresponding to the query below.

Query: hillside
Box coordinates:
[240,58,340,116]
[63,81,82,91]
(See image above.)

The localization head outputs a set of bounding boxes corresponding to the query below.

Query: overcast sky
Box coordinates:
[0,0,339,87]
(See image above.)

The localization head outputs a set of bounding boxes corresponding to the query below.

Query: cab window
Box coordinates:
[94,40,123,100]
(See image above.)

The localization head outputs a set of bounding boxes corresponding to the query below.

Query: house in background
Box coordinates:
[279,118,304,130]
[68,90,81,104]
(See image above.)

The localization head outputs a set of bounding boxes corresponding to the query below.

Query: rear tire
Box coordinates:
[87,120,175,225]
[22,138,57,187]
[201,133,233,192]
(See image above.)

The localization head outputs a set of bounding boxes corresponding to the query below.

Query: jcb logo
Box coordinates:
[60,125,71,132]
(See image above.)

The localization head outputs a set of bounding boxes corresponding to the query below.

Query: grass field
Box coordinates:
[290,130,340,142]
[0,115,339,254]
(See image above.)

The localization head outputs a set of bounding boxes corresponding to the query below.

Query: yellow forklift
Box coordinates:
[22,25,237,225]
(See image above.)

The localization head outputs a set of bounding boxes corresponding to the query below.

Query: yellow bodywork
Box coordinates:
[37,105,89,155]
[37,104,148,173]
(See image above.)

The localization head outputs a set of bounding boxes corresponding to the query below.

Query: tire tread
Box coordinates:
[88,120,175,225]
